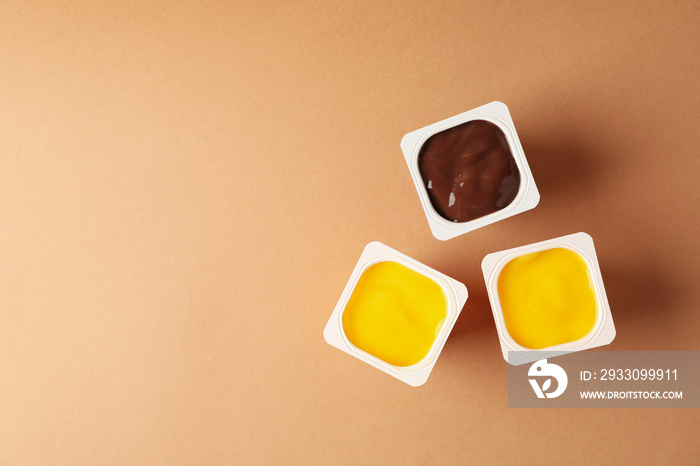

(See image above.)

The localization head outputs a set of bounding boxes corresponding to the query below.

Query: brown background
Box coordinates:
[1,1,699,465]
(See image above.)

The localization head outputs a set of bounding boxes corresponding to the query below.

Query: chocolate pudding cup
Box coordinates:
[401,101,540,240]
[418,119,521,223]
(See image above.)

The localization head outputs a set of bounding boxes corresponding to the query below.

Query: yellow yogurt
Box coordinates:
[342,261,447,367]
[497,247,597,349]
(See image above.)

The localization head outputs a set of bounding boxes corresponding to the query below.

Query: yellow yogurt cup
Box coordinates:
[324,242,468,386]
[481,232,616,365]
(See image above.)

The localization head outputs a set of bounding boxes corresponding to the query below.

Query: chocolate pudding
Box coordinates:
[418,120,520,223]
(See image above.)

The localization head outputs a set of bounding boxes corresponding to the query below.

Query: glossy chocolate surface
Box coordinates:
[418,120,520,223]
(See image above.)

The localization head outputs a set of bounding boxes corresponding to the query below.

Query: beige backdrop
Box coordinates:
[1,1,699,465]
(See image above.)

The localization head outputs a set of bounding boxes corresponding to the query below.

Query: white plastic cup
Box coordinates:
[481,232,616,365]
[324,241,468,386]
[401,101,540,241]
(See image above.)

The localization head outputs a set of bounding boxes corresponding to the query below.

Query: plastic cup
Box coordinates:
[324,241,468,386]
[401,101,539,240]
[481,232,616,365]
